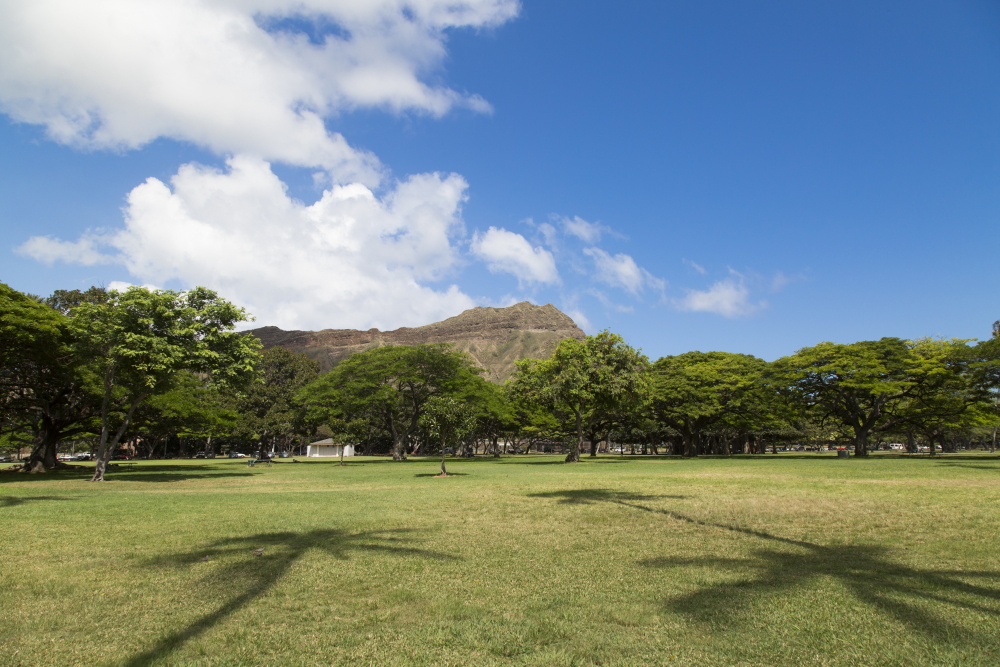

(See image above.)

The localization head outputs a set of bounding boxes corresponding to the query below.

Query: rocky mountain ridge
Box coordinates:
[248,301,585,383]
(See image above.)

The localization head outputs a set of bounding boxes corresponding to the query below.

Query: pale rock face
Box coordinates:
[248,301,586,383]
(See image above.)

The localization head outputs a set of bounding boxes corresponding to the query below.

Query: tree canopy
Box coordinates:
[511,331,649,462]
[299,344,482,461]
[69,286,260,480]
[4,279,998,467]
[650,351,770,457]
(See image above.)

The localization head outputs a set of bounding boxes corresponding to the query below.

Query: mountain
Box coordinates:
[247,302,586,383]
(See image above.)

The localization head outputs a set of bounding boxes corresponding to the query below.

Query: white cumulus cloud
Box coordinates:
[471,227,559,285]
[20,155,477,330]
[677,278,761,318]
[0,0,518,178]
[4,0,529,329]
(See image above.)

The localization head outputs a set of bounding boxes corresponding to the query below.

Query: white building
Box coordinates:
[306,438,355,458]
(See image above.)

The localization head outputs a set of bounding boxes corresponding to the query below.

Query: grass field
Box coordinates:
[2,452,999,667]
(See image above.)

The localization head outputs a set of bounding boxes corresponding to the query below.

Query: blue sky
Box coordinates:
[1,0,998,361]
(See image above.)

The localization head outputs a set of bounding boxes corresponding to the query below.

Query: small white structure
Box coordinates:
[306,438,355,458]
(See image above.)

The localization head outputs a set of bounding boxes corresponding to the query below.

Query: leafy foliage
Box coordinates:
[299,344,482,460]
[510,331,649,461]
[69,286,260,480]
[650,351,770,457]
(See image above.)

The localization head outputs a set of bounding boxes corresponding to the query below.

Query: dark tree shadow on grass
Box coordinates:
[414,472,470,477]
[532,488,1000,648]
[643,547,1000,647]
[527,489,689,504]
[506,460,569,465]
[921,454,1000,461]
[0,495,74,508]
[0,465,258,485]
[125,528,457,667]
[0,468,94,484]
[933,462,1000,471]
[107,471,256,483]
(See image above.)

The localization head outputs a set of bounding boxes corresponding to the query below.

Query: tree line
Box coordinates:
[3,282,999,478]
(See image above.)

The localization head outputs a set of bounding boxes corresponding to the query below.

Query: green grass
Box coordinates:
[2,452,1000,667]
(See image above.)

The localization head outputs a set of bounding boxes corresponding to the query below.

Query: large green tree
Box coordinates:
[0,283,102,472]
[71,286,260,481]
[973,336,1000,452]
[236,346,320,459]
[649,351,770,457]
[300,344,481,461]
[130,371,239,458]
[511,331,649,462]
[471,380,518,457]
[771,337,973,457]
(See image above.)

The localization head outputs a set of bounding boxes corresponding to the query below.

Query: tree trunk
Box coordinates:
[91,392,146,482]
[853,431,869,457]
[23,442,47,473]
[388,418,406,461]
[392,433,407,461]
[565,407,582,462]
[22,419,61,473]
[682,431,697,458]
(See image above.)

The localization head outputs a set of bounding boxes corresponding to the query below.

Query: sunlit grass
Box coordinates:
[2,452,999,666]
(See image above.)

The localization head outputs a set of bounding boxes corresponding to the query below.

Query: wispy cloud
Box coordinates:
[584,247,665,295]
[683,258,707,275]
[17,233,115,266]
[676,275,763,318]
[589,289,636,313]
[559,216,606,243]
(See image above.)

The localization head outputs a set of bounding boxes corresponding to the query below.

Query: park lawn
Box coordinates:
[1,454,999,667]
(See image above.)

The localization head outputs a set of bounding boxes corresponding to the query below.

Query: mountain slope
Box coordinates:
[247,302,586,383]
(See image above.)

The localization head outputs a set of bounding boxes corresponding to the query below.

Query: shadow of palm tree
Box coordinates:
[125,528,458,667]
[642,546,1000,645]
[532,488,1000,647]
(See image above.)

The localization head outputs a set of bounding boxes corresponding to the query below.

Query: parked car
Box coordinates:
[228,452,247,458]
[194,452,206,459]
